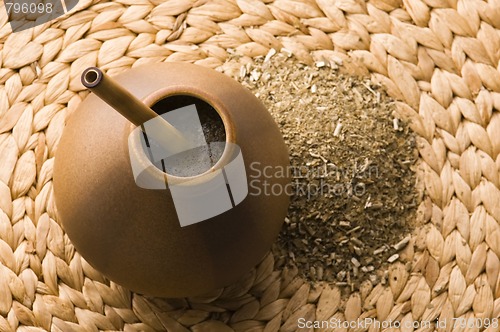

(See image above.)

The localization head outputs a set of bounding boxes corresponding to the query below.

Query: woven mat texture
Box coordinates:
[1,0,500,331]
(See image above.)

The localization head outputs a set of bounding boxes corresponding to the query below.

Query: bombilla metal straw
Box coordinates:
[81,67,191,156]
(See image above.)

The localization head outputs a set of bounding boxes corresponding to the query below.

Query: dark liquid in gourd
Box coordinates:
[151,95,226,177]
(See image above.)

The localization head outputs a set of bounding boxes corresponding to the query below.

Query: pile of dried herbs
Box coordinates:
[223,52,420,292]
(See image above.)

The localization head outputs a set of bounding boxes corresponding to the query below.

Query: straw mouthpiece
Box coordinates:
[82,67,103,88]
[79,66,192,156]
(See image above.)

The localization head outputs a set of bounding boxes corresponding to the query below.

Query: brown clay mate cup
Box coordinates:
[53,63,290,297]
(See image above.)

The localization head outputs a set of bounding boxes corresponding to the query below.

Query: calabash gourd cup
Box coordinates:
[53,63,290,297]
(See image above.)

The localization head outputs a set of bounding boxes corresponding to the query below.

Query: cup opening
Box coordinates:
[142,95,227,178]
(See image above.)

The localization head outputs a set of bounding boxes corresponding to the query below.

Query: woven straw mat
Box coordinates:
[1,0,500,331]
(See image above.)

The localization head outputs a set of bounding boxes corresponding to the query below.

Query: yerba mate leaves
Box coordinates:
[228,53,419,293]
